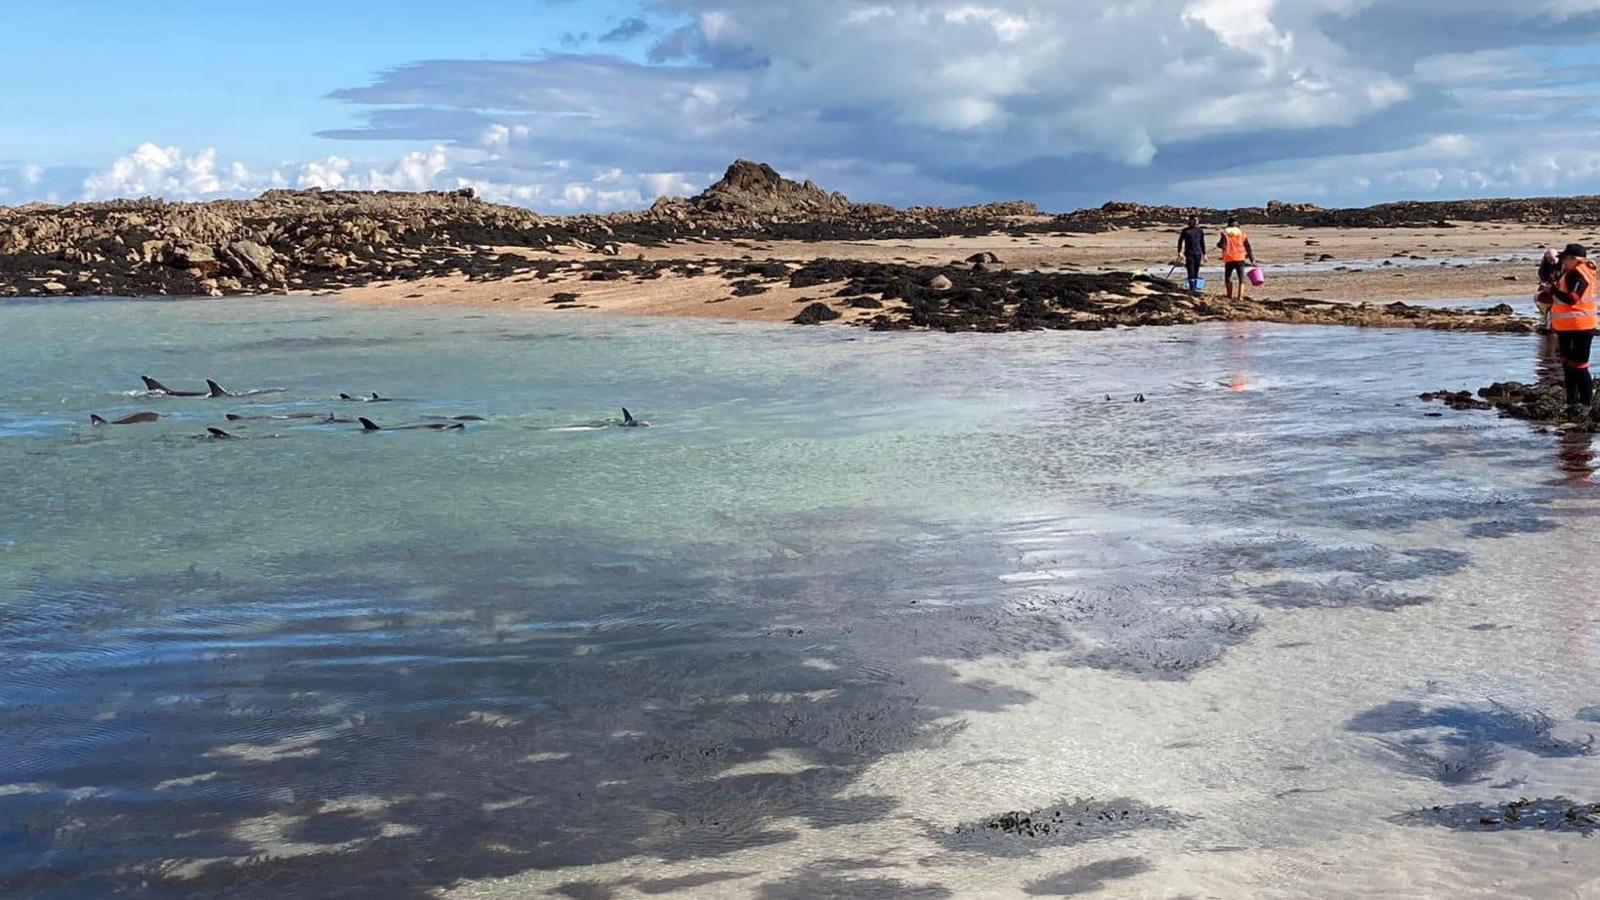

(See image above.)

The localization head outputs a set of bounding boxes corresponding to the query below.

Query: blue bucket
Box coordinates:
[1187,277,1206,292]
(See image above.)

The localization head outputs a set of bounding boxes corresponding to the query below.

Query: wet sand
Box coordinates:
[330,221,1581,319]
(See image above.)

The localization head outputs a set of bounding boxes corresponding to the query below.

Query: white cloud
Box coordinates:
[64,136,707,213]
[26,1,1600,212]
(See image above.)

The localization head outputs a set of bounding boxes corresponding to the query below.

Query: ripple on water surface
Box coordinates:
[1,299,1598,897]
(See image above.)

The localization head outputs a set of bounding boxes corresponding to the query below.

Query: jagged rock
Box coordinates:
[221,240,278,280]
[42,281,68,294]
[164,241,219,274]
[929,274,954,291]
[307,248,350,270]
[966,252,1001,265]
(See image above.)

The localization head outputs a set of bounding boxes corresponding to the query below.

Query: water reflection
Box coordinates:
[1224,322,1255,393]
[1556,432,1597,482]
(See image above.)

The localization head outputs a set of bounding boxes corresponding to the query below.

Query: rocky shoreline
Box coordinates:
[1424,378,1600,433]
[0,158,1572,338]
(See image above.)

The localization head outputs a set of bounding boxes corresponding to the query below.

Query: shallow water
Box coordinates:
[2,298,1598,899]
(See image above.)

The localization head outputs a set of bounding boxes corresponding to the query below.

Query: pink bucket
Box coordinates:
[1246,266,1266,287]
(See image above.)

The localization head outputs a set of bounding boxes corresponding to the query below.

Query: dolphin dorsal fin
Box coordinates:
[207,427,233,439]
[340,394,355,401]
[90,414,108,426]
[370,393,381,401]
[206,380,229,398]
[359,417,381,432]
[142,376,168,392]
[623,408,635,425]
[226,414,243,421]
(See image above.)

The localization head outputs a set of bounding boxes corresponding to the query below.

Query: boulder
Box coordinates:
[42,281,68,294]
[793,302,842,325]
[307,248,350,270]
[929,274,954,291]
[164,241,219,274]
[221,240,279,279]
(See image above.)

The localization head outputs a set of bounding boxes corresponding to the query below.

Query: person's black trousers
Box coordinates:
[1184,255,1203,283]
[1558,330,1596,406]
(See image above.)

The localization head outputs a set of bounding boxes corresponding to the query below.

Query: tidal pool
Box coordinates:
[2,298,1597,898]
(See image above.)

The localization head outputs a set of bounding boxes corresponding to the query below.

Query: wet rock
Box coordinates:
[1420,390,1492,411]
[793,302,841,325]
[1430,378,1598,431]
[928,274,954,292]
[965,252,1002,265]
[42,280,68,294]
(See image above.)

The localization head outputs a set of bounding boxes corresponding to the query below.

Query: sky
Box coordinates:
[4,0,1600,212]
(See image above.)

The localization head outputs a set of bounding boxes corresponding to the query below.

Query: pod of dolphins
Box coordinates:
[89,375,650,439]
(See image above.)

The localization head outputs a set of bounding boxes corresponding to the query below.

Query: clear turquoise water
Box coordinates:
[2,298,1597,898]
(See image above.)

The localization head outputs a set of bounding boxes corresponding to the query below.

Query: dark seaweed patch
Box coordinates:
[936,798,1190,857]
[1397,798,1600,834]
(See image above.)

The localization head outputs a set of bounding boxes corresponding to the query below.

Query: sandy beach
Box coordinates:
[330,221,1574,320]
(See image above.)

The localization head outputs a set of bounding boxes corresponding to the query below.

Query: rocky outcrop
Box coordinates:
[1428,378,1600,432]
[1049,195,1600,231]
[640,160,1037,239]
[773,258,1539,334]
[0,161,1049,298]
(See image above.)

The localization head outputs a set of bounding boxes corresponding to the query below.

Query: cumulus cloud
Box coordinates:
[16,1,1600,211]
[297,1,1600,207]
[52,137,699,214]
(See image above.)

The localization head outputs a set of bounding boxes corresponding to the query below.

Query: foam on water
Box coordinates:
[1,297,1598,898]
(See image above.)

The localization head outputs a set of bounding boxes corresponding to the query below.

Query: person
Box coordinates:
[1176,216,1206,291]
[1218,216,1255,300]
[1537,248,1561,331]
[1550,243,1598,414]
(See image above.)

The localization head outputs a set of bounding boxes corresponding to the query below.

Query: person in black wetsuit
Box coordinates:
[1177,217,1206,289]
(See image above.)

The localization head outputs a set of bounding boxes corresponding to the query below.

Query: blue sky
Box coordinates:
[5,1,1600,211]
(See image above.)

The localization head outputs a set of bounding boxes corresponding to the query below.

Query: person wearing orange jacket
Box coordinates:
[1551,243,1599,412]
[1217,216,1255,300]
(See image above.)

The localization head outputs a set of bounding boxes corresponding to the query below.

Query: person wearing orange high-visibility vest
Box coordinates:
[1217,216,1255,300]
[1551,243,1599,412]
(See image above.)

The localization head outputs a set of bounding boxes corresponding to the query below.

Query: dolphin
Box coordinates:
[141,376,236,398]
[340,393,392,402]
[205,427,239,440]
[622,408,650,428]
[90,412,160,426]
[359,417,465,432]
[423,415,487,422]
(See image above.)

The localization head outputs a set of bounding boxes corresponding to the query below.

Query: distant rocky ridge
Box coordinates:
[0,160,1039,299]
[1053,196,1600,231]
[4,157,1600,301]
